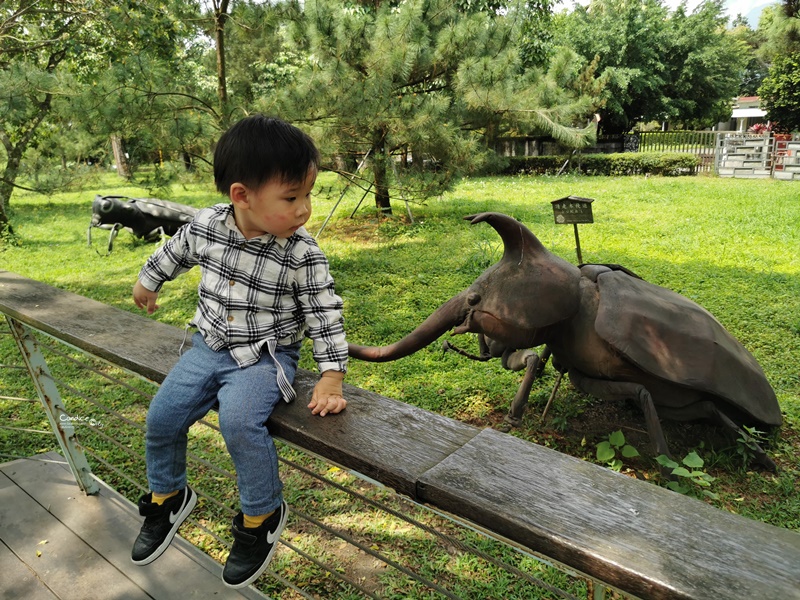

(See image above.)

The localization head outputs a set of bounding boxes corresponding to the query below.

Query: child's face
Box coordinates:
[232,167,316,239]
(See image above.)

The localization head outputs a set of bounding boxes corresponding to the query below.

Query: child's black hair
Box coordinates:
[213,115,320,196]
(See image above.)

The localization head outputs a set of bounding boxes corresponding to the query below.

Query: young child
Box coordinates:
[130,115,348,589]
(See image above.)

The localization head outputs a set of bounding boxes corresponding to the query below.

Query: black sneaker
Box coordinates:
[131,486,197,565]
[222,501,288,588]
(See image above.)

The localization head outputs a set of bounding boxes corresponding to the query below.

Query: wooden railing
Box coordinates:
[2,270,799,600]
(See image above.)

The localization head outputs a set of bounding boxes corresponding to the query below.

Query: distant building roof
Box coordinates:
[733,96,761,109]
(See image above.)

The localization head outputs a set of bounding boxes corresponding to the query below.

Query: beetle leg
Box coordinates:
[501,348,537,371]
[661,401,778,471]
[500,350,547,431]
[477,334,490,358]
[441,339,491,361]
[568,371,672,461]
[535,346,552,378]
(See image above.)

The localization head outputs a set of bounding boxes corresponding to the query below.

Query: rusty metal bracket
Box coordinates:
[6,317,99,494]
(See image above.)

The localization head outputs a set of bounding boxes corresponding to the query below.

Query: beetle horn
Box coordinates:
[348,292,469,362]
[465,211,582,329]
[464,212,545,264]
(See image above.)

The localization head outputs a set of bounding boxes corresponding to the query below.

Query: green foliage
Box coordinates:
[0,0,205,228]
[663,1,750,128]
[730,13,770,96]
[518,0,556,69]
[735,425,771,469]
[274,0,600,214]
[757,1,800,60]
[220,2,297,106]
[580,152,700,176]
[596,430,639,471]
[759,52,800,132]
[504,152,699,176]
[656,452,719,500]
[553,0,748,133]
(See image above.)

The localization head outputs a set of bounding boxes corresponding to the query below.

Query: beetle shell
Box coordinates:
[594,270,781,426]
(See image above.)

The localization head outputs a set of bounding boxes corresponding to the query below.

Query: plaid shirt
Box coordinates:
[138,203,347,375]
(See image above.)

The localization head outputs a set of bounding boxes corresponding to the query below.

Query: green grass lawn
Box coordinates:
[2,168,798,539]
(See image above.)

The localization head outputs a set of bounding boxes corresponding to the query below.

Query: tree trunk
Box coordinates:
[0,146,23,235]
[214,0,231,126]
[0,206,10,235]
[371,127,392,215]
[0,170,15,237]
[110,135,130,178]
[0,89,53,235]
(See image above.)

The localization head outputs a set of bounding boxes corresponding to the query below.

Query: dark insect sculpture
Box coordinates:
[88,195,198,253]
[348,212,782,469]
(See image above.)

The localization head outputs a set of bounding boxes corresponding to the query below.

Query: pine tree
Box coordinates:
[271,0,599,215]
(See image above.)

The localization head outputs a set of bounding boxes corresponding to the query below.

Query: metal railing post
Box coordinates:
[593,583,607,600]
[714,131,723,174]
[6,316,99,494]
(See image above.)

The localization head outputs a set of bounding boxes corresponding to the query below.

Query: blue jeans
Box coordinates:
[145,332,300,515]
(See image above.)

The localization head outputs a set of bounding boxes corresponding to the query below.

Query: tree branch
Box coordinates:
[0,178,47,194]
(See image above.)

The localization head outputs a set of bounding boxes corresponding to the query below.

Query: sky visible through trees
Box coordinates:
[558,0,771,24]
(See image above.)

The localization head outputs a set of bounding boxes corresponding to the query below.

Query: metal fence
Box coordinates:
[637,130,718,154]
[0,316,609,599]
[635,130,716,173]
[499,130,800,178]
[637,131,800,178]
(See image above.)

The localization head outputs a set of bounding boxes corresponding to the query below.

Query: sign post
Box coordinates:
[551,196,594,264]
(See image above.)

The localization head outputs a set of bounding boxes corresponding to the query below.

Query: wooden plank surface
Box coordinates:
[274,374,479,498]
[0,478,60,600]
[0,466,150,600]
[417,428,800,600]
[0,454,266,600]
[0,270,184,384]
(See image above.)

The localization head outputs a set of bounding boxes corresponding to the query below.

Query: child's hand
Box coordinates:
[309,371,347,416]
[133,280,160,314]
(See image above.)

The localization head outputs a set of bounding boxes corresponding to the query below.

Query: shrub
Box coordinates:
[504,152,699,176]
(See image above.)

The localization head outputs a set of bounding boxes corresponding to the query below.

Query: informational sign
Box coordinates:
[550,196,595,264]
[551,196,594,225]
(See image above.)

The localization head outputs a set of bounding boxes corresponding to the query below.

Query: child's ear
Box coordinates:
[229,183,249,207]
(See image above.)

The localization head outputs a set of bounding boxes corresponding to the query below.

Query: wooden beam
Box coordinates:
[418,428,800,600]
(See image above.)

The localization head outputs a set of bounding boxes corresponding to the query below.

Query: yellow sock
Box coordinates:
[243,511,274,529]
[152,490,179,505]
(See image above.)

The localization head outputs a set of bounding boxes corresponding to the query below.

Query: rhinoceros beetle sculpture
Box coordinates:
[88,195,198,253]
[348,212,783,469]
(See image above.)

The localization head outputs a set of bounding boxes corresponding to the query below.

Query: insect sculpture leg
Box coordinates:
[540,369,564,422]
[500,348,550,431]
[659,401,777,471]
[568,371,672,460]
